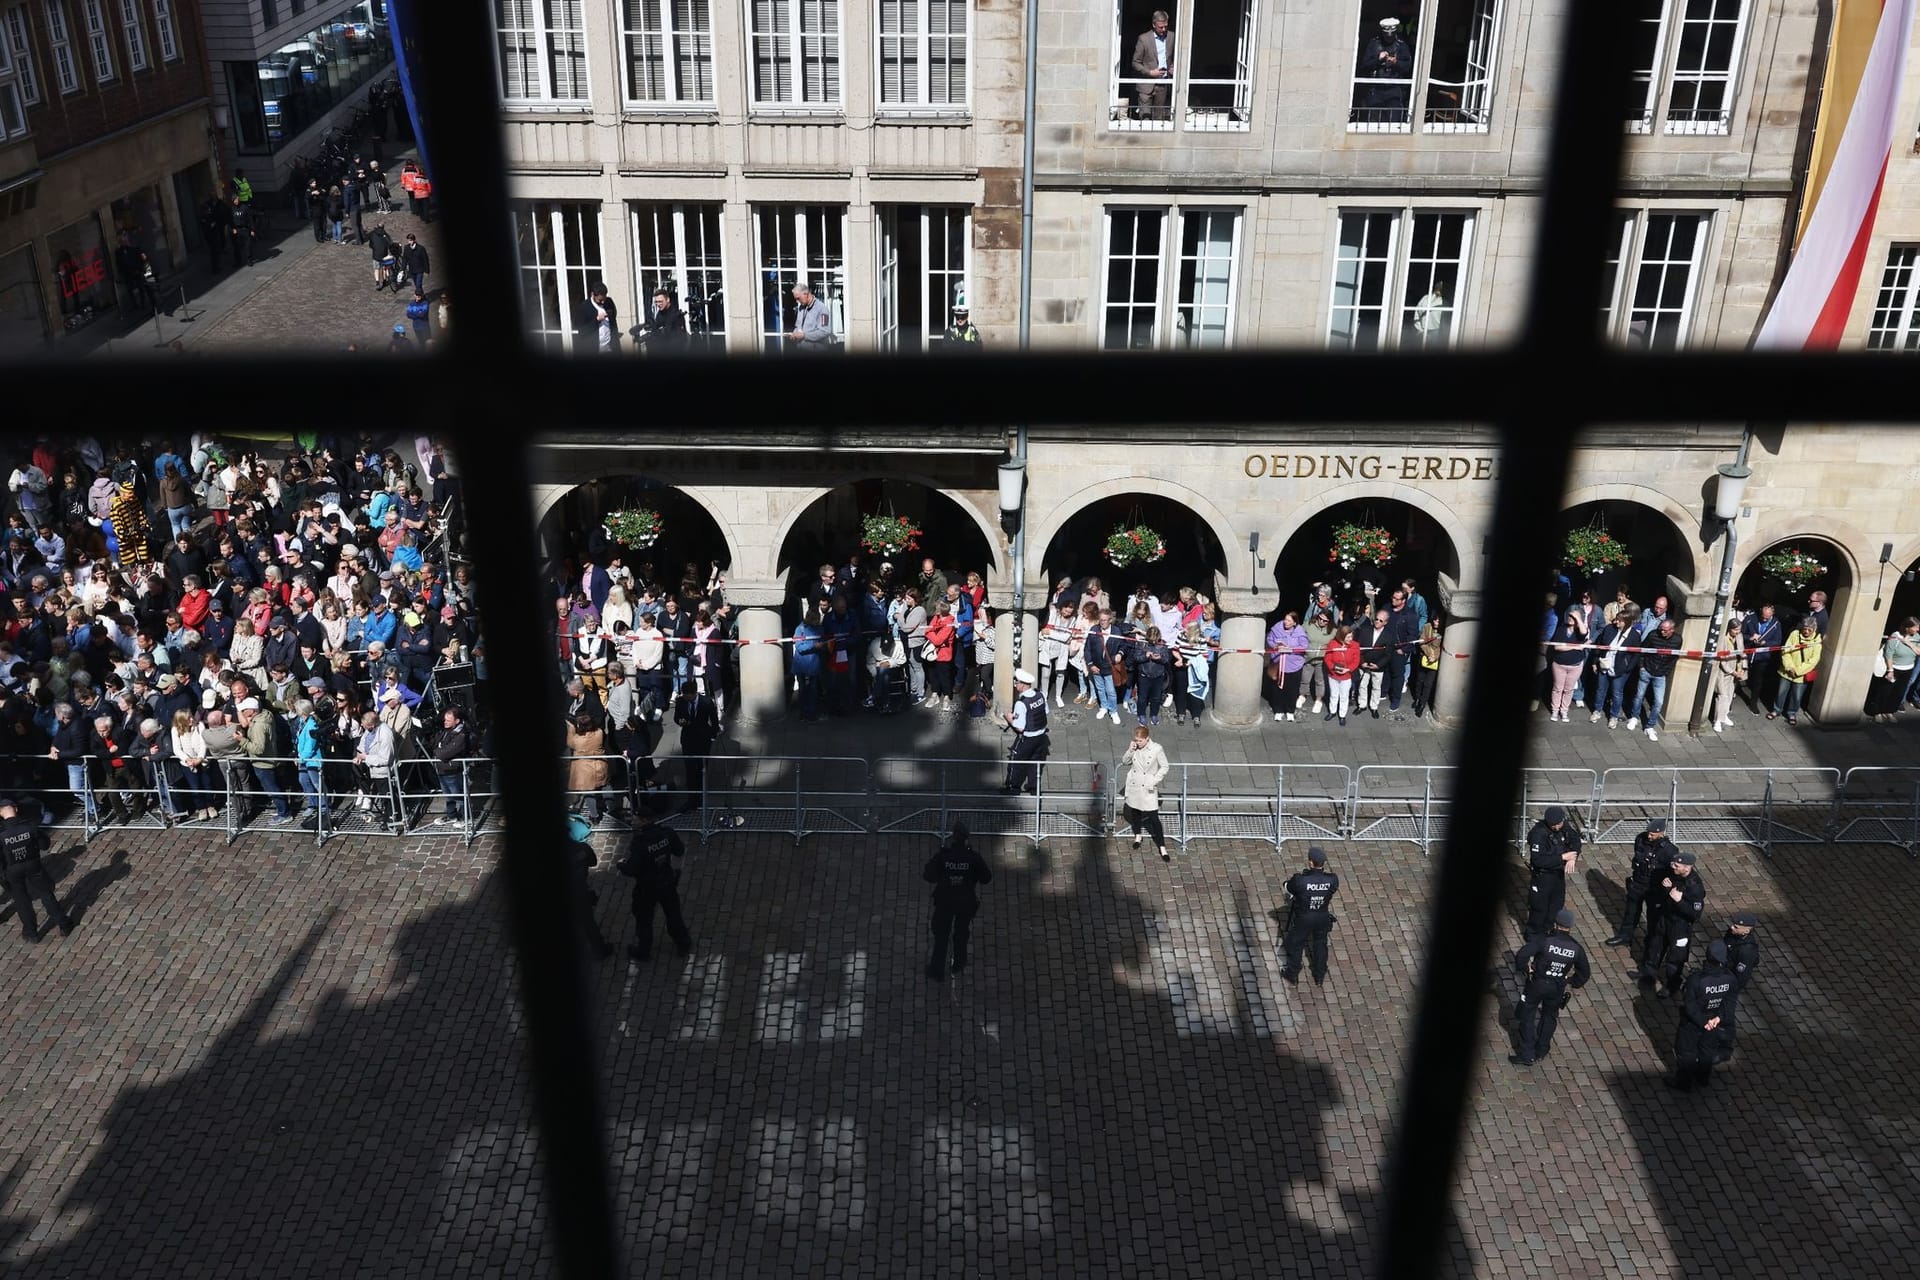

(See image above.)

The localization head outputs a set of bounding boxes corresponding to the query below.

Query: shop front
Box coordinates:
[0,242,46,355]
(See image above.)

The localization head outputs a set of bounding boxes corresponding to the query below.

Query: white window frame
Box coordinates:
[512,201,605,353]
[42,0,74,93]
[874,204,972,351]
[1662,0,1749,135]
[1326,207,1476,349]
[1867,246,1920,350]
[1626,0,1750,136]
[150,0,173,60]
[0,24,25,138]
[6,7,39,103]
[495,0,591,108]
[621,0,716,107]
[875,0,969,115]
[630,201,729,349]
[752,203,848,350]
[1097,205,1244,350]
[1348,0,1506,136]
[748,0,843,112]
[79,0,109,82]
[117,0,144,71]
[1107,0,1259,134]
[1597,209,1711,348]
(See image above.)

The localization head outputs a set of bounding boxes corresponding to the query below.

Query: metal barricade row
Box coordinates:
[1834,767,1920,857]
[1592,766,1843,855]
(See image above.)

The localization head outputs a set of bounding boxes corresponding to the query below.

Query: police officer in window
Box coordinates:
[1721,910,1760,992]
[1522,805,1580,941]
[1509,907,1590,1066]
[1,797,72,942]
[922,822,992,982]
[1634,849,1705,996]
[1605,817,1675,947]
[1000,669,1050,795]
[1280,847,1340,986]
[1670,939,1739,1091]
[942,304,982,349]
[616,804,692,963]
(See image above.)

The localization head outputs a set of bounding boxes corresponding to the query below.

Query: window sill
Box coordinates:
[875,111,972,126]
[622,108,720,124]
[748,111,845,124]
[502,104,596,119]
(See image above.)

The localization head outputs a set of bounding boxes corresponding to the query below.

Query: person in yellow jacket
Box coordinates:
[1770,619,1822,724]
[106,467,151,570]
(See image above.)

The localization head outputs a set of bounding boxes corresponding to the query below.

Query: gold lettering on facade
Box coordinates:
[1245,453,1496,482]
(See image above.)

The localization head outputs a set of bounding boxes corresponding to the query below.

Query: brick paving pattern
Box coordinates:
[3,814,1916,1276]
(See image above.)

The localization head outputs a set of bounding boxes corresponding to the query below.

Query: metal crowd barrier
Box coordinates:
[1591,766,1842,855]
[872,756,1107,846]
[1833,767,1920,857]
[1110,762,1351,850]
[1351,765,1457,853]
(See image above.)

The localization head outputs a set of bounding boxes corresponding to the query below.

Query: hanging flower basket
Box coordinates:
[861,513,923,556]
[1563,524,1632,572]
[1105,524,1167,568]
[1329,522,1396,571]
[602,507,664,550]
[1757,547,1830,592]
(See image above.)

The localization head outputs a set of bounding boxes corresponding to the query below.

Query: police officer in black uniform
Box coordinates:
[923,822,992,981]
[1509,907,1590,1065]
[1280,847,1340,986]
[616,805,692,962]
[1522,805,1580,940]
[567,814,614,961]
[1606,817,1675,947]
[1635,849,1705,995]
[1670,938,1739,1091]
[1000,669,1050,795]
[1721,909,1760,992]
[2,796,72,941]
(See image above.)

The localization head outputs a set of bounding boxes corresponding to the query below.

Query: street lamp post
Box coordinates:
[1687,462,1751,733]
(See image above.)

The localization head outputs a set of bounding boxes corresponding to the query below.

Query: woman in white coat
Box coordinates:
[1121,725,1171,861]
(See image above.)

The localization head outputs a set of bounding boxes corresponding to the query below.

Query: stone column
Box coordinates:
[1807,601,1870,726]
[726,583,790,725]
[1435,587,1483,728]
[1214,587,1277,727]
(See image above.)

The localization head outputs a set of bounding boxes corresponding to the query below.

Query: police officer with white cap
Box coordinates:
[1000,669,1050,795]
[1,796,72,941]
[1510,907,1590,1065]
[1522,805,1580,940]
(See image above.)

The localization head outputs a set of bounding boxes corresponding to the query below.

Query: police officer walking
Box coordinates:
[1523,805,1580,940]
[1001,669,1050,795]
[923,822,992,981]
[616,806,693,962]
[1280,847,1340,986]
[1606,817,1675,947]
[2,797,72,942]
[1635,850,1705,996]
[1509,907,1590,1065]
[1721,910,1760,992]
[1670,939,1739,1091]
[567,814,614,962]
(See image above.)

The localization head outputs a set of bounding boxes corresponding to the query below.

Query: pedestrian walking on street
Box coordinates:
[308,181,327,244]
[923,822,991,981]
[1605,818,1675,948]
[1280,847,1339,986]
[567,814,614,961]
[1523,805,1580,940]
[2,797,72,941]
[326,185,345,244]
[1121,725,1171,860]
[1635,850,1705,996]
[1000,669,1050,795]
[408,290,432,345]
[1669,939,1739,1091]
[616,805,692,962]
[368,225,397,290]
[401,233,430,297]
[1509,907,1590,1065]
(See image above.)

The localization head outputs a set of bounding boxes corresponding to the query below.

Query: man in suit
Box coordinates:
[1130,11,1174,122]
[673,684,721,813]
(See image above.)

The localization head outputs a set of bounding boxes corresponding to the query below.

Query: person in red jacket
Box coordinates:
[1322,626,1361,726]
[923,602,958,711]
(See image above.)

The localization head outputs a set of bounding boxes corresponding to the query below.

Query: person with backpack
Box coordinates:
[368,225,397,291]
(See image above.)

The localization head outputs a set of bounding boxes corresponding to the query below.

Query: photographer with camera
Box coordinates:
[630,289,689,354]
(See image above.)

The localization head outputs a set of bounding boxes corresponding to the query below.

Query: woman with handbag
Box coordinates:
[1708,619,1745,732]
[1068,602,1095,705]
[1771,620,1822,725]
[900,587,929,706]
[1323,625,1361,726]
[1132,626,1172,729]
[923,600,958,711]
[1265,611,1309,722]
[1868,617,1920,721]
[1038,601,1074,709]
[1121,726,1172,862]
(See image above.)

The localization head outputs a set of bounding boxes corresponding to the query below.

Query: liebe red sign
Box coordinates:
[59,248,108,298]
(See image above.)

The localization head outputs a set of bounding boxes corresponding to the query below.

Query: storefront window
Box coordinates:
[0,245,48,356]
[237,0,393,154]
[110,186,175,276]
[47,216,114,328]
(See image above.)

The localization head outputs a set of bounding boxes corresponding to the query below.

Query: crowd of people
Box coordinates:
[0,434,481,835]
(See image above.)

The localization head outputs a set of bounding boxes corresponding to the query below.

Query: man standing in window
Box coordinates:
[1359,16,1412,124]
[1131,10,1174,122]
[786,282,834,354]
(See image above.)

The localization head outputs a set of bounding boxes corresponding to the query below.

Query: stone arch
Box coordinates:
[1259,481,1478,592]
[1026,475,1243,588]
[1558,482,1710,590]
[765,475,1004,582]
[532,475,742,575]
[1732,519,1869,590]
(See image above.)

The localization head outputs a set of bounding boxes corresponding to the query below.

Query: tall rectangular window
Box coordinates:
[513,201,604,353]
[79,0,109,82]
[1867,247,1920,350]
[1100,207,1241,349]
[496,0,589,105]
[753,204,847,351]
[150,0,174,60]
[1597,211,1709,348]
[1328,209,1474,349]
[1102,208,1164,349]
[750,0,841,109]
[43,0,76,93]
[117,0,145,71]
[0,24,26,137]
[875,204,971,350]
[877,0,967,112]
[1175,208,1237,347]
[1349,0,1505,135]
[1625,0,1748,135]
[1107,0,1257,133]
[6,7,39,103]
[631,202,728,352]
[622,0,715,105]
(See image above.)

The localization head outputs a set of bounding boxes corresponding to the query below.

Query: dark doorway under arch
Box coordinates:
[1556,501,1695,608]
[1040,492,1228,602]
[1272,498,1460,624]
[776,479,998,626]
[538,476,734,595]
[1736,536,1851,630]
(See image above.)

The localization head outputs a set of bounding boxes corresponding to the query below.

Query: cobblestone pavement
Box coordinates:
[3,818,1916,1276]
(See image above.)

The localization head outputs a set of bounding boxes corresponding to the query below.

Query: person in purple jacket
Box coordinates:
[1266,611,1310,722]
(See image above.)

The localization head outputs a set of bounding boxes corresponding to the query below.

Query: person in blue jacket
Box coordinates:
[791,608,824,721]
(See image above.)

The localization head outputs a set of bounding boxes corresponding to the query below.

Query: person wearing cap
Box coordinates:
[1636,850,1705,996]
[923,822,992,981]
[616,802,694,962]
[1670,939,1740,1091]
[785,281,834,353]
[1522,805,1581,941]
[1,795,72,940]
[1357,15,1413,124]
[1000,668,1051,795]
[237,698,297,825]
[1721,910,1760,992]
[1606,818,1679,948]
[136,717,191,824]
[388,324,416,354]
[1509,907,1591,1066]
[942,303,981,348]
[1280,847,1340,986]
[427,706,475,828]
